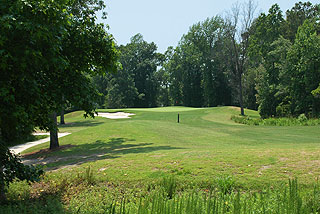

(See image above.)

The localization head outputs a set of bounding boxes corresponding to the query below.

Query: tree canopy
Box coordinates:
[0,0,118,147]
[0,0,118,201]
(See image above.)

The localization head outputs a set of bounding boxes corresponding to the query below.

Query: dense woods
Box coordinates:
[95,1,320,118]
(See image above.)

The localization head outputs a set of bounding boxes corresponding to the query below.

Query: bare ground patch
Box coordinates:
[22,144,75,158]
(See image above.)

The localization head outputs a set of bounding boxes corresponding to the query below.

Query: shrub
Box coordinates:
[6,179,31,201]
[231,114,320,126]
[1,149,44,186]
[298,113,308,124]
[1,148,44,194]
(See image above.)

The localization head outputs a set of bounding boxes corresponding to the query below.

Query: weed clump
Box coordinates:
[216,175,235,195]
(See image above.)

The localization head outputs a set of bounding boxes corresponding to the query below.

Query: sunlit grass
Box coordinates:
[21,106,320,189]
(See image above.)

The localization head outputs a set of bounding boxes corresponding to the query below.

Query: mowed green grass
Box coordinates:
[23,106,320,189]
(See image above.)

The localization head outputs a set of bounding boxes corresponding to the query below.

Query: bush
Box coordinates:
[6,179,31,201]
[1,149,44,185]
[298,113,308,124]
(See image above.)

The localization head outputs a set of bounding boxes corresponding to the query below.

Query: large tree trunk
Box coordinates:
[49,112,59,150]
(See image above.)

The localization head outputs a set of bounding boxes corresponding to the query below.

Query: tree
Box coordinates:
[242,67,258,110]
[0,0,118,201]
[286,19,320,116]
[127,34,160,107]
[224,0,257,115]
[166,17,231,107]
[47,0,119,149]
[284,1,320,42]
[248,4,285,117]
[155,47,172,106]
[105,69,138,108]
[0,0,71,202]
[97,34,161,109]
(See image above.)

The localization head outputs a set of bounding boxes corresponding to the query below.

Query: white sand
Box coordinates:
[96,112,135,119]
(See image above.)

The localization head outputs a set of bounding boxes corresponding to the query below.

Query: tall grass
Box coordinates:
[2,177,320,213]
[66,179,320,214]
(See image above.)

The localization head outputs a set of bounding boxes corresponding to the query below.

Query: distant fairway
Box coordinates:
[23,106,320,189]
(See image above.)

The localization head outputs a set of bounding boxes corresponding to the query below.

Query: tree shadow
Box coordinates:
[23,138,183,170]
[58,120,104,128]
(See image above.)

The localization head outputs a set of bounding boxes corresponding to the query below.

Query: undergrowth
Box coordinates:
[1,174,320,214]
[231,114,320,126]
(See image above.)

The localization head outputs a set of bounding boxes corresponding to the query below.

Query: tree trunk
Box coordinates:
[49,112,59,150]
[60,95,65,124]
[239,74,245,116]
[60,108,65,125]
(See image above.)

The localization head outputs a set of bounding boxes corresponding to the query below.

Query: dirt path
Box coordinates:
[10,132,71,154]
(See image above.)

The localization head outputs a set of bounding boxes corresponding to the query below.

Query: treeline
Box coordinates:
[94,1,320,118]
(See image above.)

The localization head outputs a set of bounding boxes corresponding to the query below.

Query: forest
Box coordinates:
[93,1,320,119]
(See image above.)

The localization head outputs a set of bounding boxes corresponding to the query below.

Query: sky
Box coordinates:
[98,0,318,53]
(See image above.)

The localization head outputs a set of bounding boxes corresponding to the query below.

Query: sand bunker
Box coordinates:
[97,112,135,119]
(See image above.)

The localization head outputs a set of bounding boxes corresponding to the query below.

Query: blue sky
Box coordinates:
[99,0,318,53]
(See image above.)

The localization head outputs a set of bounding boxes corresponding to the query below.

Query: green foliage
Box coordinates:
[0,0,119,146]
[276,101,292,118]
[312,84,320,98]
[251,2,320,118]
[286,18,320,116]
[5,179,31,202]
[298,113,308,123]
[1,149,44,186]
[285,1,320,42]
[97,34,160,109]
[231,114,320,126]
[0,196,65,214]
[165,17,231,107]
[0,0,118,201]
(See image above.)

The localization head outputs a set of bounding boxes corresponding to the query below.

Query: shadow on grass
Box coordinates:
[23,138,183,170]
[58,120,104,128]
[0,195,65,214]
